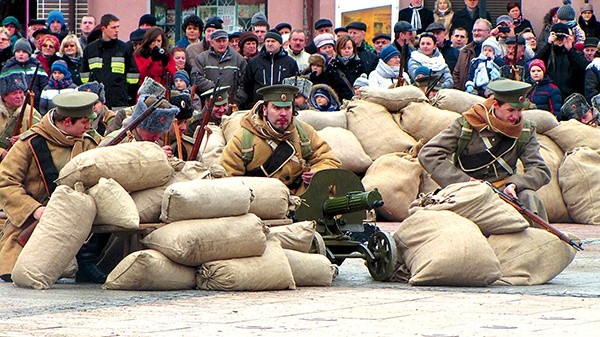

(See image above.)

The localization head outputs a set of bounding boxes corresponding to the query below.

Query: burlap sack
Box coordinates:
[196,238,296,291]
[357,85,428,112]
[141,213,267,266]
[522,109,559,134]
[398,101,460,143]
[430,88,485,113]
[544,119,600,153]
[198,124,225,167]
[57,142,173,192]
[347,100,417,161]
[160,178,252,223]
[296,109,347,130]
[317,127,372,173]
[362,153,422,221]
[559,147,600,224]
[392,210,501,286]
[533,134,570,223]
[102,249,196,290]
[268,221,316,253]
[409,181,529,236]
[88,178,139,229]
[488,228,577,286]
[225,177,290,220]
[221,110,247,143]
[419,171,441,195]
[131,161,212,223]
[284,249,335,286]
[12,183,96,289]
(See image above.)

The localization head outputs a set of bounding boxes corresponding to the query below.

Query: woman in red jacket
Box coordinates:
[134,27,176,88]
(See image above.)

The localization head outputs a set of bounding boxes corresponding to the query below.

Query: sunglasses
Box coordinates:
[42,44,55,48]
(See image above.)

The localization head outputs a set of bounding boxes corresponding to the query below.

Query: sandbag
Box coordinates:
[544,119,600,153]
[102,249,196,291]
[196,238,296,291]
[398,101,459,143]
[12,183,96,289]
[225,177,290,220]
[419,171,440,195]
[160,178,252,223]
[268,221,316,253]
[221,110,247,143]
[362,152,422,221]
[533,134,570,223]
[409,181,529,236]
[296,109,347,130]
[559,147,600,224]
[284,249,335,286]
[141,213,267,266]
[317,127,372,173]
[431,88,485,113]
[346,100,416,160]
[357,85,427,112]
[131,161,212,223]
[57,142,173,192]
[88,178,139,229]
[488,228,578,286]
[199,124,226,167]
[522,109,559,134]
[392,210,501,286]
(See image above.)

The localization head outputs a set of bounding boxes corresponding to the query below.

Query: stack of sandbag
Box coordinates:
[88,177,139,229]
[225,177,291,220]
[357,85,427,113]
[397,101,460,143]
[296,109,347,130]
[522,109,559,134]
[559,147,600,224]
[346,100,416,160]
[362,152,422,221]
[220,109,247,143]
[317,127,372,173]
[544,119,600,153]
[430,88,485,113]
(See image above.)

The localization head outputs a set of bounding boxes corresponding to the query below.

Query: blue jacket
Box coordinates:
[528,76,563,118]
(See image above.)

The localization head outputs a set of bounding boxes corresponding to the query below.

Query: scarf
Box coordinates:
[462,97,524,138]
[513,14,524,26]
[31,112,85,158]
[376,59,400,79]
[410,49,447,72]
[435,8,449,17]
[409,4,424,31]
[48,77,73,89]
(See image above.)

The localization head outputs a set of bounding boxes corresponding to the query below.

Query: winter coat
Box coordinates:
[308,84,341,111]
[35,52,61,76]
[61,54,83,85]
[185,39,210,68]
[514,18,535,35]
[465,56,504,96]
[398,6,435,34]
[0,47,12,69]
[449,7,492,43]
[585,57,600,101]
[190,46,247,96]
[452,42,476,90]
[39,83,78,115]
[356,41,379,73]
[528,76,563,118]
[579,15,600,39]
[536,43,588,100]
[2,56,49,110]
[134,48,177,89]
[439,40,460,72]
[368,59,400,89]
[324,56,367,101]
[408,49,453,89]
[287,47,311,74]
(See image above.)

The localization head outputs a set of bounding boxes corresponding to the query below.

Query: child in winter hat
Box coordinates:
[465,37,504,97]
[39,60,77,115]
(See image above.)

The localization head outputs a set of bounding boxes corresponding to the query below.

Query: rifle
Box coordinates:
[188,78,220,160]
[8,64,40,151]
[102,95,165,147]
[485,182,583,251]
[163,72,172,147]
[425,74,443,97]
[511,38,521,81]
[227,70,239,115]
[395,39,407,87]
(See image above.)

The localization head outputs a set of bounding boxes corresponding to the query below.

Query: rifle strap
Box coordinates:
[245,140,296,177]
[335,69,354,94]
[28,95,34,129]
[28,135,58,196]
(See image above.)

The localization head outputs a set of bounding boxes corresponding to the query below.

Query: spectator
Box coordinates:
[465,37,503,97]
[453,18,491,90]
[58,34,84,85]
[408,32,453,88]
[372,34,391,55]
[556,0,585,47]
[39,60,77,115]
[306,19,333,54]
[527,59,562,117]
[2,38,48,110]
[450,0,491,42]
[353,73,369,95]
[47,10,68,43]
[434,0,455,36]
[521,28,538,57]
[138,14,156,29]
[175,14,203,48]
[507,2,534,35]
[492,15,516,57]
[427,21,459,72]
[35,34,60,79]
[134,27,176,89]
[26,19,46,49]
[252,19,269,49]
[238,31,259,60]
[2,16,23,47]
[186,16,223,68]
[500,36,528,81]
[538,7,560,52]
[369,44,406,88]
[334,27,348,39]
[392,21,417,70]
[451,27,468,49]
[579,3,600,40]
[583,37,599,63]
[313,33,336,63]
[287,29,310,72]
[302,53,328,85]
[309,84,341,111]
[324,35,367,100]
[275,23,292,36]
[398,0,435,35]
[585,48,600,101]
[346,21,378,72]
[171,46,189,73]
[78,16,96,50]
[0,28,13,68]
[229,31,241,53]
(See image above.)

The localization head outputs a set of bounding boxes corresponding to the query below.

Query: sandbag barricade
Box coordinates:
[88,178,139,229]
[268,221,316,253]
[317,127,372,173]
[296,109,347,130]
[197,124,225,167]
[397,102,460,143]
[559,147,600,225]
[430,88,485,113]
[225,177,290,220]
[357,85,427,112]
[284,249,336,286]
[522,109,559,134]
[544,119,600,153]
[221,109,248,143]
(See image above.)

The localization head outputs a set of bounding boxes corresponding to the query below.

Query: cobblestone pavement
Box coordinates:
[1,224,598,337]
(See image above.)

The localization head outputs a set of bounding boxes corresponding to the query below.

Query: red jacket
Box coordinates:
[134,53,176,88]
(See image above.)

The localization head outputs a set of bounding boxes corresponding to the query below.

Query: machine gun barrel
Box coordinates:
[323,189,384,218]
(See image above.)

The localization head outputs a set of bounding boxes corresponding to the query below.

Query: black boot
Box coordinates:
[76,233,110,284]
[0,274,12,282]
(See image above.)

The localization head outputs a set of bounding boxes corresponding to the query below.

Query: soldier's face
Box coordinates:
[493,101,523,125]
[263,102,292,132]
[211,104,228,120]
[2,90,25,109]
[63,117,91,137]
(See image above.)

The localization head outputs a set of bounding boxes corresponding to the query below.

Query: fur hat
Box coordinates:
[308,53,326,68]
[353,73,369,87]
[78,81,106,103]
[13,37,32,55]
[557,0,576,21]
[51,60,71,79]
[173,70,190,87]
[528,59,546,73]
[138,77,166,96]
[282,76,313,99]
[47,10,65,27]
[561,93,590,120]
[169,93,193,120]
[482,37,501,57]
[134,95,179,133]
[238,31,259,49]
[379,45,400,63]
[313,33,335,49]
[138,14,156,27]
[0,72,27,96]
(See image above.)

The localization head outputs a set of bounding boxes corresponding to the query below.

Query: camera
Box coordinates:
[498,26,510,33]
[555,33,567,41]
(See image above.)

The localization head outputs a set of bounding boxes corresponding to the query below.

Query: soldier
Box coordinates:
[560,93,600,126]
[0,91,105,283]
[185,86,229,137]
[418,79,551,223]
[221,84,340,195]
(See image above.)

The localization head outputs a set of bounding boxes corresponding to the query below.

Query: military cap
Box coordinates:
[372,33,391,43]
[210,29,228,41]
[561,93,591,120]
[201,86,230,106]
[425,22,446,32]
[394,21,416,33]
[334,27,348,35]
[282,76,313,99]
[257,84,299,107]
[314,19,333,30]
[346,21,367,31]
[414,74,442,91]
[169,92,193,120]
[53,92,98,119]
[487,79,532,109]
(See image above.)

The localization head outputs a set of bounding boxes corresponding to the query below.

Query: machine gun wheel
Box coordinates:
[309,232,327,256]
[366,231,398,281]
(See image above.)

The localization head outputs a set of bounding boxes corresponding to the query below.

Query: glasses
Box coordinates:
[524,36,536,41]
[65,44,77,48]
[42,44,55,48]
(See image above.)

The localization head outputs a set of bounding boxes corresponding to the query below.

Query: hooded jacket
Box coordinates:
[308,84,341,111]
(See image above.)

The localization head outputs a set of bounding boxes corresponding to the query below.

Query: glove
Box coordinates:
[489,67,501,81]
[465,84,477,95]
[151,46,169,63]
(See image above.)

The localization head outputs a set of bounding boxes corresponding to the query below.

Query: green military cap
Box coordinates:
[487,79,532,109]
[201,86,230,106]
[52,91,98,119]
[257,84,299,107]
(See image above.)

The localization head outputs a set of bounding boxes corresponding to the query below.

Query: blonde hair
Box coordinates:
[59,34,83,57]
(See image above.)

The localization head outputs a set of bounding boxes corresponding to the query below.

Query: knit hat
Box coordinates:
[238,31,259,49]
[264,31,282,44]
[313,33,335,49]
[170,93,193,120]
[414,66,431,78]
[13,37,32,55]
[482,37,501,57]
[51,60,71,79]
[138,14,157,27]
[528,59,546,73]
[308,53,326,68]
[353,73,369,87]
[581,4,594,13]
[138,77,166,96]
[173,70,190,87]
[251,12,268,26]
[134,95,179,133]
[557,0,576,21]
[282,76,313,99]
[47,10,65,27]
[78,81,106,103]
[379,45,401,63]
[0,72,27,96]
[2,16,21,30]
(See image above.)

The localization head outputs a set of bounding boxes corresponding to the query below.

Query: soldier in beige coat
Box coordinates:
[419,79,551,222]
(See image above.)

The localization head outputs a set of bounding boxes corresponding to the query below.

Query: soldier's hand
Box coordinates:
[33,206,46,220]
[503,183,518,199]
[301,171,315,184]
[161,145,174,158]
[9,136,18,144]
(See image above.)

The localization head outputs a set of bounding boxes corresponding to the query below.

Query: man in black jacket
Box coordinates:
[398,0,434,35]
[450,0,492,42]
[346,21,378,73]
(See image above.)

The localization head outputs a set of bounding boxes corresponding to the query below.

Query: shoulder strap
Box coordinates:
[516,120,534,156]
[293,119,313,159]
[335,68,354,93]
[451,116,473,164]
[241,128,255,165]
[28,135,58,196]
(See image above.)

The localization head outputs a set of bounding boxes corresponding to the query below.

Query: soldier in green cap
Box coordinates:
[185,86,230,136]
[0,91,111,284]
[221,84,340,194]
[419,79,551,223]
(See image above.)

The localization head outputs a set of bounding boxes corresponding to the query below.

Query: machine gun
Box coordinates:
[294,169,397,281]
